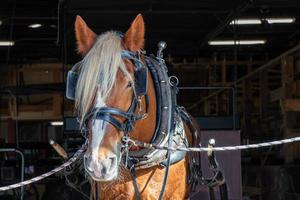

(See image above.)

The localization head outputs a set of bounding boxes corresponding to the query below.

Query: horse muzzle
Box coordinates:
[84,154,119,181]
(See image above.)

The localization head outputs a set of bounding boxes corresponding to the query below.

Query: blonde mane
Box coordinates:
[75,31,132,125]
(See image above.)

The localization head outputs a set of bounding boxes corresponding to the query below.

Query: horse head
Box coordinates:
[73,14,155,181]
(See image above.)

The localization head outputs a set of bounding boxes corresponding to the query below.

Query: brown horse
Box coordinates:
[73,14,201,200]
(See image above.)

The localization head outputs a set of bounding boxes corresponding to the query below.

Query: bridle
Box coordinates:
[67,48,150,166]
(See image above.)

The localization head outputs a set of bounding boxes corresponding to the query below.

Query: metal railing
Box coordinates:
[0,148,24,200]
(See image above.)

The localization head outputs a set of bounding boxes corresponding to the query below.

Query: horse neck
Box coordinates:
[130,71,156,143]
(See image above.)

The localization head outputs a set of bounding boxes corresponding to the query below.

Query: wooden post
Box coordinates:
[6,119,15,144]
[219,57,227,114]
[221,57,226,84]
[259,70,269,119]
[8,98,17,118]
[53,68,62,83]
[242,57,253,137]
[281,56,296,162]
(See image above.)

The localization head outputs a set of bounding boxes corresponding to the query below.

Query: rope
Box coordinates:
[0,144,86,192]
[1,136,300,192]
[131,136,300,152]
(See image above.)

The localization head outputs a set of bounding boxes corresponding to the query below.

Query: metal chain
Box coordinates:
[0,144,86,192]
[130,136,300,152]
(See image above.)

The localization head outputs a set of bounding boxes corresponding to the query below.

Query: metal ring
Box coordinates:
[122,136,130,143]
[169,76,179,87]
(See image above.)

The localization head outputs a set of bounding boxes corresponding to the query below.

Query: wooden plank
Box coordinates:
[52,95,62,116]
[18,105,52,112]
[17,111,62,120]
[281,99,300,112]
[8,63,64,86]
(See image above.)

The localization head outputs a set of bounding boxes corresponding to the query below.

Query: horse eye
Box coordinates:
[126,82,132,88]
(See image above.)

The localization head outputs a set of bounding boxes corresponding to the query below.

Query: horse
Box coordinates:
[69,14,203,200]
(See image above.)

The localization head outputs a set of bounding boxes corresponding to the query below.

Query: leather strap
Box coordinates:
[85,93,149,134]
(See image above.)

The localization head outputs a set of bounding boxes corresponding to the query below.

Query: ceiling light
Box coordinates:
[266,17,295,24]
[28,23,42,28]
[230,19,262,25]
[0,20,2,26]
[0,41,14,46]
[50,121,64,126]
[208,40,266,46]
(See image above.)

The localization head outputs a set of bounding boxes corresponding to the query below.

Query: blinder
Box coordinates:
[66,70,79,100]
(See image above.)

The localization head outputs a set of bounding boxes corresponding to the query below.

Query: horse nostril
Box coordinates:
[103,156,117,173]
[109,156,116,165]
[101,166,107,175]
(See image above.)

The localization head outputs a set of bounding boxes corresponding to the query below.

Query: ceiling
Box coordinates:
[0,0,300,64]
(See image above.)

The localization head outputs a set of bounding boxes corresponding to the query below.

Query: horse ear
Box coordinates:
[74,15,97,56]
[123,14,145,52]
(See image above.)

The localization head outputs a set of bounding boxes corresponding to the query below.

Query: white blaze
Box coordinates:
[90,95,106,165]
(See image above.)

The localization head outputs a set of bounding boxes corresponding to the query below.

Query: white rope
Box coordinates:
[133,136,300,152]
[1,136,300,192]
[0,144,86,192]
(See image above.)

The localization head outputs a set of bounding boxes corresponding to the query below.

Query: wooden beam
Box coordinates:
[281,99,300,112]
